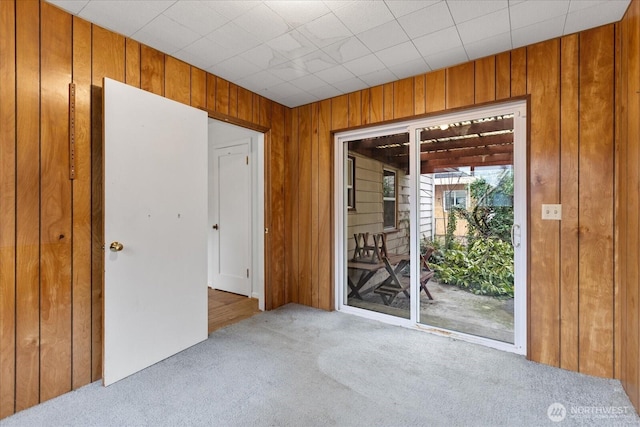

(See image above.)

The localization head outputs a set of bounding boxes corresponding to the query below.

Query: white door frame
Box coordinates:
[333,100,528,355]
[208,119,265,311]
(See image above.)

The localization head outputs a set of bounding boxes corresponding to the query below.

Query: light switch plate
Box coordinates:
[542,204,562,220]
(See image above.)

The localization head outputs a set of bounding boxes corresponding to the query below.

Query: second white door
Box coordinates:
[211,142,252,296]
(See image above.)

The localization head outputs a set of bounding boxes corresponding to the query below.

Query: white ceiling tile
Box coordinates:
[357,20,409,52]
[290,74,329,91]
[397,2,454,39]
[265,1,331,28]
[511,15,565,48]
[509,0,570,29]
[332,0,396,34]
[79,1,175,36]
[413,26,462,57]
[239,44,288,69]
[133,15,201,54]
[446,0,508,24]
[208,56,261,81]
[332,77,369,93]
[237,70,285,92]
[297,12,353,48]
[464,31,512,60]
[323,37,371,63]
[278,92,320,108]
[206,22,262,54]
[423,45,469,70]
[375,41,422,67]
[296,50,338,73]
[233,3,290,41]
[323,1,357,12]
[568,0,608,13]
[47,0,90,14]
[263,81,301,99]
[268,61,309,81]
[162,1,229,37]
[387,58,431,79]
[359,68,398,87]
[315,65,356,84]
[564,1,630,34]
[266,30,317,60]
[342,53,386,76]
[205,1,260,21]
[180,38,231,69]
[456,9,510,44]
[384,0,439,19]
[306,84,343,100]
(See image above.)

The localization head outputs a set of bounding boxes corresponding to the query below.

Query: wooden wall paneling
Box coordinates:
[215,77,229,115]
[237,87,253,123]
[578,25,615,378]
[264,128,273,310]
[206,73,216,112]
[298,105,312,305]
[383,83,394,121]
[164,57,190,105]
[496,51,511,100]
[190,67,206,110]
[348,92,362,127]
[361,88,370,125]
[614,20,623,380]
[511,47,527,97]
[414,75,426,115]
[90,25,125,382]
[559,33,580,372]
[474,56,496,104]
[269,104,286,308]
[140,45,164,96]
[39,2,73,402]
[369,86,383,123]
[0,0,16,418]
[393,77,414,119]
[285,108,299,304]
[311,104,320,307]
[124,39,140,88]
[445,62,475,108]
[425,69,445,113]
[331,95,348,130]
[252,94,260,125]
[624,0,640,405]
[15,0,41,410]
[318,99,333,310]
[259,96,271,128]
[526,39,561,367]
[70,15,92,390]
[229,83,238,118]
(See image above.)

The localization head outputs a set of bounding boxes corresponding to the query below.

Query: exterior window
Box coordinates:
[444,190,467,210]
[383,169,396,229]
[347,156,355,210]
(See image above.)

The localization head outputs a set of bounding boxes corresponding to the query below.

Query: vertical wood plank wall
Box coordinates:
[619,0,640,412]
[0,0,286,417]
[286,25,619,379]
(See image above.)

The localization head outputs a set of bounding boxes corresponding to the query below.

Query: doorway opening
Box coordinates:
[334,101,527,354]
[208,119,265,317]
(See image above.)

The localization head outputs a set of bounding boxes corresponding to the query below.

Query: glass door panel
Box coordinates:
[344,133,412,319]
[416,114,516,343]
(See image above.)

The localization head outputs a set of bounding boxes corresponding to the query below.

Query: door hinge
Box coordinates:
[246,268,249,278]
[246,156,249,165]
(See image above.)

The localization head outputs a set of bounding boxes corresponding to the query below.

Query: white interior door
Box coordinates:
[211,142,251,296]
[103,78,208,386]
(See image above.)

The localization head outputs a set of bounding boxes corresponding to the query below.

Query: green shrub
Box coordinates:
[432,237,514,297]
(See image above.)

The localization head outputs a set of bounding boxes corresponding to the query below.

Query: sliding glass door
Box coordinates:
[335,101,527,353]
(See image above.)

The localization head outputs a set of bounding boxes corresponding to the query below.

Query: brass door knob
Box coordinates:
[109,241,124,252]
